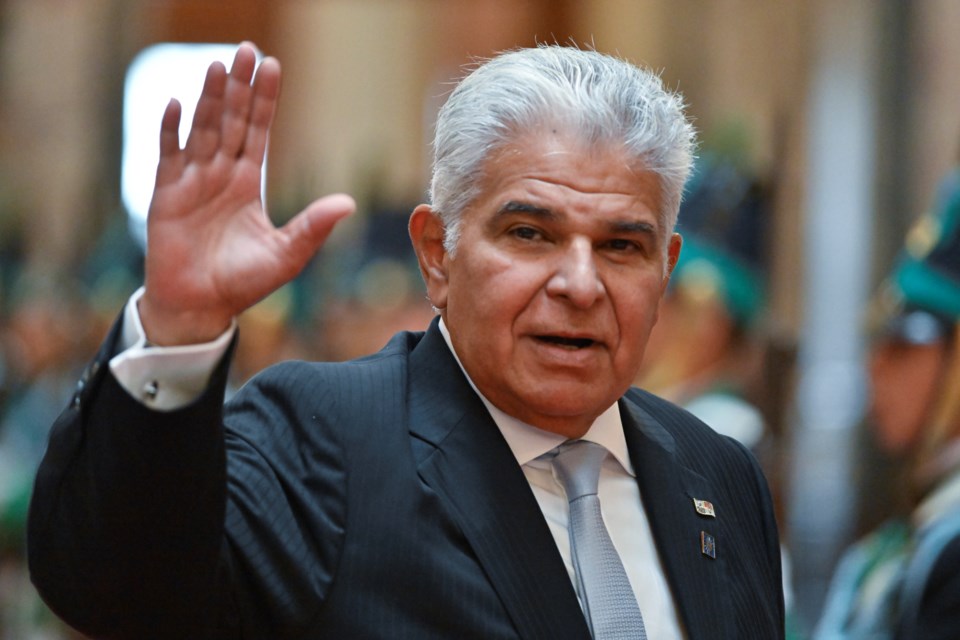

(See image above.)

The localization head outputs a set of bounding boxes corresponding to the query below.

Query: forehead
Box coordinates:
[470,132,664,228]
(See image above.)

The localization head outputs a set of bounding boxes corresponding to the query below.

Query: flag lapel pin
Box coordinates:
[700,531,717,559]
[693,498,716,517]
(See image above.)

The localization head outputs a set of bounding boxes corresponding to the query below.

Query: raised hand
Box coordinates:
[139,43,355,346]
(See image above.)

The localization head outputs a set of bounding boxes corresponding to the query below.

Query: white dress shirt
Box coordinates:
[109,290,684,638]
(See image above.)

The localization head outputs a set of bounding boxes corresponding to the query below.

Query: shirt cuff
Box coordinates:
[109,287,236,411]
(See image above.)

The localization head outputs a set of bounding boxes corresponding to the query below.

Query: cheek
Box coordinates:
[621,275,666,324]
[869,359,907,419]
[613,282,664,358]
[869,394,914,452]
[868,349,942,454]
[446,255,535,342]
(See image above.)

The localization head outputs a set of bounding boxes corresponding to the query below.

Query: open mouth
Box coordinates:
[537,335,596,349]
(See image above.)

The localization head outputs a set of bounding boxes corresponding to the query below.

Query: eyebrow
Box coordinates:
[496,200,555,218]
[497,200,658,236]
[610,220,657,236]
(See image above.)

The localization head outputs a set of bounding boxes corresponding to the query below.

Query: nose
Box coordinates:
[546,238,604,308]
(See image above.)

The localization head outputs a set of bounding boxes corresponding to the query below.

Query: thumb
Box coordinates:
[280,193,356,259]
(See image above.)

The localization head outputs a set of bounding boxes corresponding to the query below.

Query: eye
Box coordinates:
[604,238,642,253]
[509,225,544,241]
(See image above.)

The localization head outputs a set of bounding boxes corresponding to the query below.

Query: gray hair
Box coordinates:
[429,45,696,255]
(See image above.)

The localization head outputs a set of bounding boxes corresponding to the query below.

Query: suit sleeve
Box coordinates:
[27,316,237,639]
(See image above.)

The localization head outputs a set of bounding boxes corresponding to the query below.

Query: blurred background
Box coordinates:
[1,0,959,637]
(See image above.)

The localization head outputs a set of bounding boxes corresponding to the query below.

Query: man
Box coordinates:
[28,43,784,639]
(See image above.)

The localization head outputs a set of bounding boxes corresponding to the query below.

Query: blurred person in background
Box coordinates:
[319,210,438,363]
[814,169,960,639]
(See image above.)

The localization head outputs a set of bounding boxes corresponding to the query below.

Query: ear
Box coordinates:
[409,204,450,310]
[661,233,683,295]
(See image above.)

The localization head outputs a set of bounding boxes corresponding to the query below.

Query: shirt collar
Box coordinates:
[437,317,635,476]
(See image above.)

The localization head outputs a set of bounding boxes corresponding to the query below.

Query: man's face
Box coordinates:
[412,131,680,438]
[868,337,947,455]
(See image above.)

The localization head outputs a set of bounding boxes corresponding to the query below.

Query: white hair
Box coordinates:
[429,45,697,254]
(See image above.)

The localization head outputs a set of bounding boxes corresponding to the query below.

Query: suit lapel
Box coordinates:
[407,322,591,640]
[621,398,734,640]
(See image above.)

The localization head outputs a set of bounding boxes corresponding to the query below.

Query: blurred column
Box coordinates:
[577,0,669,64]
[0,0,122,276]
[787,0,880,626]
[906,0,960,217]
[268,0,436,214]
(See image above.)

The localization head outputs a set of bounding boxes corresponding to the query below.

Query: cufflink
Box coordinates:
[143,380,159,401]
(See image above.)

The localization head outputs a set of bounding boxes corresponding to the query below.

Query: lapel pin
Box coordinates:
[700,531,717,559]
[693,498,716,517]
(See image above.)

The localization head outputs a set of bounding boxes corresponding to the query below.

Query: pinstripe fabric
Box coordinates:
[621,390,785,639]
[28,316,784,639]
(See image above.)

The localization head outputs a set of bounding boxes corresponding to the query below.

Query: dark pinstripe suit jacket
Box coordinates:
[28,317,784,639]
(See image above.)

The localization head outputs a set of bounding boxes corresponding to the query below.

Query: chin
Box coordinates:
[522,393,611,423]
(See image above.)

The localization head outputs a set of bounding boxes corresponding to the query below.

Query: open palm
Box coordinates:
[140,43,354,345]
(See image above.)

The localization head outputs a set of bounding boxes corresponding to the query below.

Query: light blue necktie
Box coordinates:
[553,440,647,640]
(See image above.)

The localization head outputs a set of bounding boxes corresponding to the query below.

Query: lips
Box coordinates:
[536,335,597,349]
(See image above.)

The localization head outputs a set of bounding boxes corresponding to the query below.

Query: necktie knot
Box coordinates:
[553,440,607,500]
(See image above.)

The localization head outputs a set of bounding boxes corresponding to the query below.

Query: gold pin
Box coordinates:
[700,531,716,559]
[693,498,716,517]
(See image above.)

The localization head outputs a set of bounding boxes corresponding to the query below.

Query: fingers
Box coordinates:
[281,194,356,262]
[158,98,183,156]
[220,43,261,157]
[242,56,281,166]
[155,98,183,188]
[183,61,228,161]
[181,42,271,164]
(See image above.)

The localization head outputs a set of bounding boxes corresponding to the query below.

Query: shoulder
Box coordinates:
[899,513,960,638]
[223,329,427,450]
[623,385,773,507]
[240,329,425,398]
[623,386,750,457]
